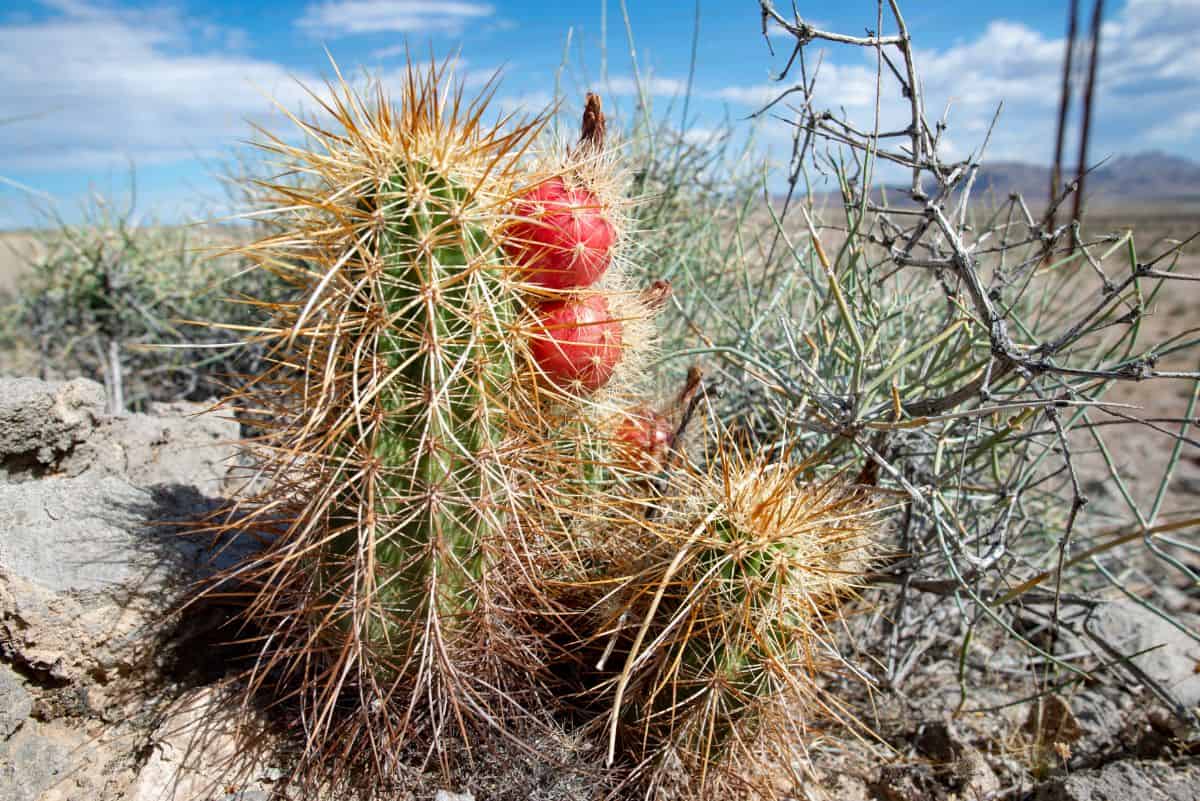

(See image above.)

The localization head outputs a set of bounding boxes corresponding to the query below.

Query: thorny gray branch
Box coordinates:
[759,1,1197,416]
[754,0,1200,724]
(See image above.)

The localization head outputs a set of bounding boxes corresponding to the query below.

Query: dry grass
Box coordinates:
[0,231,43,296]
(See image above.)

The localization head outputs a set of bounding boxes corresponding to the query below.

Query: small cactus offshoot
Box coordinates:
[562,446,881,798]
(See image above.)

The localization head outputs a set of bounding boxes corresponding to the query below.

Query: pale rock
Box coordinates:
[129,688,277,801]
[0,476,243,682]
[0,377,104,472]
[1089,601,1200,712]
[0,663,31,738]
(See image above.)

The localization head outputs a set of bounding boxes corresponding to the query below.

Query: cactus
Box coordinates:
[569,448,880,797]
[209,59,878,799]
[207,63,666,791]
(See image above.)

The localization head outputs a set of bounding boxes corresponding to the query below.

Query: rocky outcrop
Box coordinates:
[0,377,105,472]
[1,376,237,490]
[1,476,230,684]
[0,377,273,801]
[1034,759,1200,801]
[1087,601,1200,716]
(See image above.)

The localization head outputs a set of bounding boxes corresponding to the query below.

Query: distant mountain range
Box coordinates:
[966,151,1200,205]
[823,151,1200,208]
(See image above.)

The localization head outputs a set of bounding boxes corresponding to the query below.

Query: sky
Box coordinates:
[1,0,1198,228]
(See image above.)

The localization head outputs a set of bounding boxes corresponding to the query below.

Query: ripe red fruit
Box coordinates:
[530,295,623,392]
[507,177,616,289]
[614,406,674,472]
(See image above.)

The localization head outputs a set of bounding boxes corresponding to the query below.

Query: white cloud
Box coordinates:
[713,19,1062,121]
[0,1,320,172]
[713,62,878,110]
[495,91,554,117]
[711,84,779,107]
[0,0,514,182]
[4,0,1199,223]
[368,53,501,91]
[914,21,1065,107]
[682,126,721,145]
[1146,109,1200,145]
[374,62,499,93]
[297,1,493,37]
[914,4,1200,161]
[370,43,411,60]
[762,15,831,41]
[604,75,688,97]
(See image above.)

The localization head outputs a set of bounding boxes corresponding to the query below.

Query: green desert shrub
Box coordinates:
[3,201,283,413]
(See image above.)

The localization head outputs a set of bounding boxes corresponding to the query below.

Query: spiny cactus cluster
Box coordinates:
[212,61,881,799]
[594,455,877,793]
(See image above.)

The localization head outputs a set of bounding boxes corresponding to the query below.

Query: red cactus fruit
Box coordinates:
[614,406,674,472]
[530,295,623,392]
[507,177,616,289]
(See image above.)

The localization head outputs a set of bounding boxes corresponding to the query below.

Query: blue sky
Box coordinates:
[2,0,1198,228]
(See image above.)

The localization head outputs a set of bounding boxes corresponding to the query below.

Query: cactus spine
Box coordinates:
[211,60,676,791]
